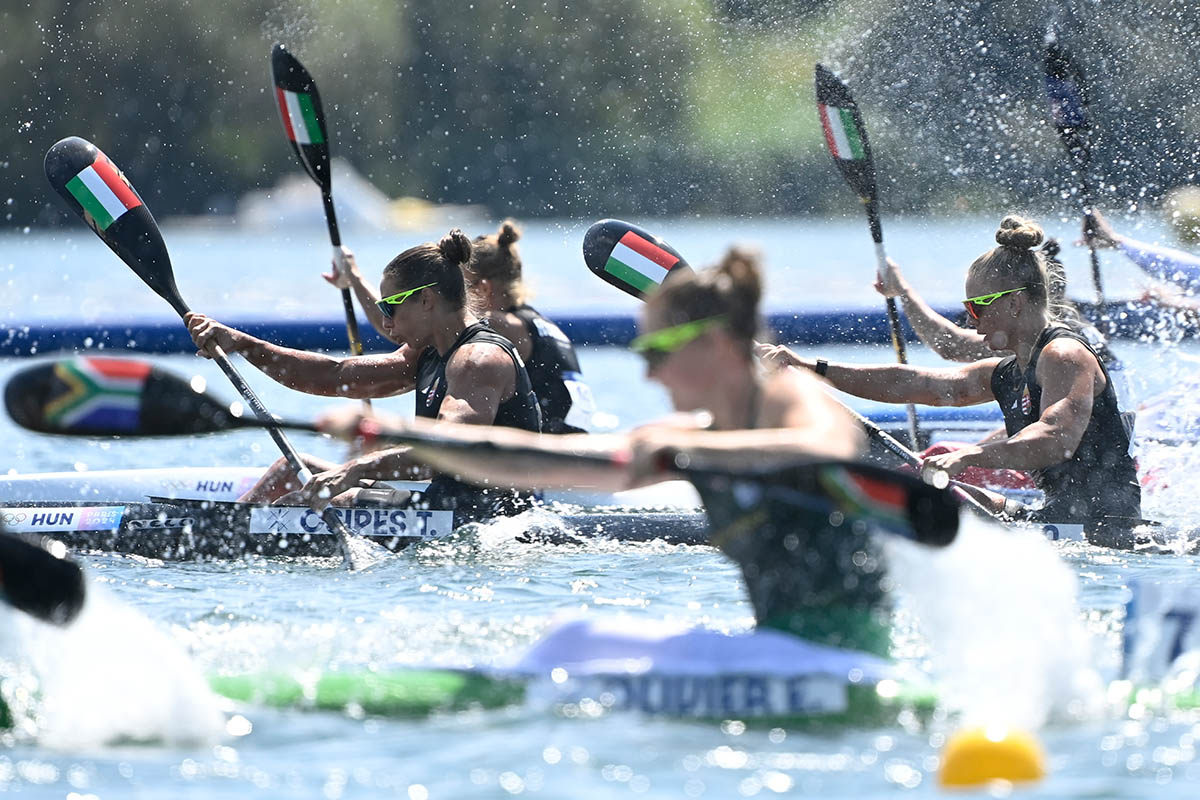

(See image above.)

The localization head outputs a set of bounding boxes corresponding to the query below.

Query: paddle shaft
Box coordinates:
[320,189,370,376]
[1079,186,1109,315]
[391,431,957,547]
[866,208,920,449]
[837,399,999,519]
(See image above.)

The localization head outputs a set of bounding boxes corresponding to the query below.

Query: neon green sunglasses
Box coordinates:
[963,287,1027,320]
[376,282,438,318]
[630,315,726,366]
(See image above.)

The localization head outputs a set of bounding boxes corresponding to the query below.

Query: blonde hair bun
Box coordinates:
[995,215,1044,250]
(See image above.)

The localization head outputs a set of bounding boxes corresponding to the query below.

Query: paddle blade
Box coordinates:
[581,219,692,300]
[1044,33,1091,171]
[0,531,86,626]
[271,43,333,189]
[814,64,878,203]
[816,461,958,547]
[44,137,187,316]
[6,357,246,437]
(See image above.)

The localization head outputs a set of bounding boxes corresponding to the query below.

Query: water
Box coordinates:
[4,218,1200,797]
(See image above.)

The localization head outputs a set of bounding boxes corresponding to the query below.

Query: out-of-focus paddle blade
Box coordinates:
[582,219,692,300]
[0,530,86,626]
[271,43,333,191]
[5,357,253,437]
[1044,32,1091,172]
[43,137,187,316]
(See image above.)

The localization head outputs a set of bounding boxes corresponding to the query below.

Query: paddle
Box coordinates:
[1,359,959,546]
[582,219,692,298]
[813,64,920,451]
[1044,32,1106,312]
[5,357,261,437]
[270,43,370,386]
[0,530,86,625]
[582,219,1002,520]
[357,428,961,548]
[43,136,376,571]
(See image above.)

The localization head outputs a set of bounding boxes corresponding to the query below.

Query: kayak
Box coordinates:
[0,618,935,729]
[0,496,1184,559]
[0,466,701,508]
[0,499,710,558]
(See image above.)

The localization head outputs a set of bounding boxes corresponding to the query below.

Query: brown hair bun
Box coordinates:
[438,228,472,266]
[995,215,1044,250]
[497,220,521,248]
[715,246,763,316]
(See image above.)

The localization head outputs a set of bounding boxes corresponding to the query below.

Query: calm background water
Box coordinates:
[3,217,1200,798]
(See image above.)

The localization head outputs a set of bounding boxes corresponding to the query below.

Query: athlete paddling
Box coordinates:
[329,220,595,434]
[324,249,907,655]
[186,230,541,518]
[763,216,1140,524]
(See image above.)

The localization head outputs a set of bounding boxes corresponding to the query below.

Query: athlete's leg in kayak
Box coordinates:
[239,454,340,503]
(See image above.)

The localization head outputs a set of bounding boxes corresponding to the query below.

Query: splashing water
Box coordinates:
[0,582,226,748]
[885,513,1104,730]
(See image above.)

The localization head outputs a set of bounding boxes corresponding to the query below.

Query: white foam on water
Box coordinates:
[884,513,1105,729]
[0,582,226,749]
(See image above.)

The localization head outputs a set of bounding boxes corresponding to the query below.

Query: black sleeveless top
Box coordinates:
[990,326,1140,523]
[413,321,542,519]
[692,470,890,655]
[509,305,592,434]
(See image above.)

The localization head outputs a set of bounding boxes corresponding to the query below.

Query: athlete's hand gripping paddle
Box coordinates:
[43,136,380,570]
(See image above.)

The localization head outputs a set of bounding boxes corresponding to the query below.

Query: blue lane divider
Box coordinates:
[0,301,1180,357]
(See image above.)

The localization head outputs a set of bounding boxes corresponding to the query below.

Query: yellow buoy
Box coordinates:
[939,726,1046,789]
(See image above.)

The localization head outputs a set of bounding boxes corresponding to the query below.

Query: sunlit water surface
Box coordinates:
[3,220,1200,797]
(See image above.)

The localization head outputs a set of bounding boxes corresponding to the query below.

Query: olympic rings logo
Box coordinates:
[2,512,28,525]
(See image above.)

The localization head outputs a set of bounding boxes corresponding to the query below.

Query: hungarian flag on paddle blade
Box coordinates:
[275,88,325,145]
[65,155,143,232]
[818,104,867,161]
[814,64,877,200]
[604,231,681,294]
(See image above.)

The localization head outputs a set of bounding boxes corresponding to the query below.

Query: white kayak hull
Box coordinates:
[0,466,701,508]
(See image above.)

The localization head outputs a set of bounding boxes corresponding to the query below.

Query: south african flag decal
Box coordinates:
[818,466,911,538]
[44,358,150,431]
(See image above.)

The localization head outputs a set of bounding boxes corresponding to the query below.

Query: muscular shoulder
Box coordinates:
[445,341,516,389]
[1037,337,1101,373]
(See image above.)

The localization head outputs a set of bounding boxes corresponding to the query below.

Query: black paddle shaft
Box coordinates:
[397,432,958,547]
